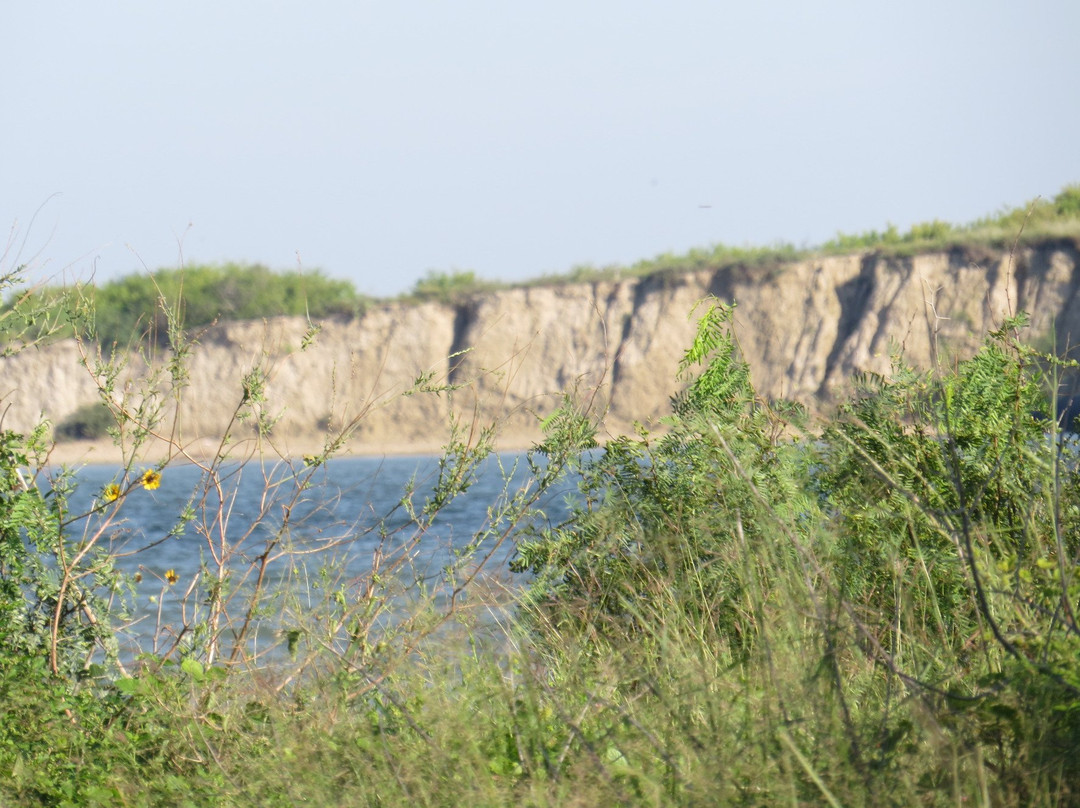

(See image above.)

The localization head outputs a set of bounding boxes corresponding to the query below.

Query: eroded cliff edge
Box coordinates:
[5,241,1079,460]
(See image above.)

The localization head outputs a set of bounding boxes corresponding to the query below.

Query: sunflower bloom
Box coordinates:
[103,483,121,503]
[141,469,162,491]
[165,569,179,585]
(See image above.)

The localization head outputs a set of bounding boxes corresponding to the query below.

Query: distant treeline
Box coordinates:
[4,184,1080,349]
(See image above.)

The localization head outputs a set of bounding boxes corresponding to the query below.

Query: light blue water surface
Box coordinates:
[60,453,572,657]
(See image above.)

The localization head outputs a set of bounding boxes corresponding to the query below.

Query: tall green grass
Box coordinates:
[2,258,1080,804]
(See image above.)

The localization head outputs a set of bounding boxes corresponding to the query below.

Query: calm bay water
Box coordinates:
[62,453,569,657]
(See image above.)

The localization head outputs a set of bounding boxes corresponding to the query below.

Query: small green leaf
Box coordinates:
[181,658,205,681]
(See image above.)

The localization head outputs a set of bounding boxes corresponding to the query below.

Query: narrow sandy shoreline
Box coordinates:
[43,432,541,468]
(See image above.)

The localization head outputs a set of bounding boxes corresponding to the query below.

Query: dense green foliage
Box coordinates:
[0,427,124,680]
[503,304,1080,806]
[405,268,501,303]
[514,302,812,654]
[5,263,365,349]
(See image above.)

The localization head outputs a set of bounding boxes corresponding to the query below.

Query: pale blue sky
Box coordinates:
[4,1,1079,297]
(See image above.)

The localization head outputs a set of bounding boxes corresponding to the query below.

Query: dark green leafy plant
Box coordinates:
[514,300,816,654]
[510,298,1080,804]
[0,425,128,678]
[808,315,1080,800]
[816,314,1067,652]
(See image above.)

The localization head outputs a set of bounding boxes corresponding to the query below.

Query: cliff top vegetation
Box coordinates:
[4,183,1080,350]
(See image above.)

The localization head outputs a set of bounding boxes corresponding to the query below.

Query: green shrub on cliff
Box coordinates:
[825,183,1080,254]
[1055,183,1080,216]
[405,268,501,303]
[3,263,366,349]
[94,263,364,348]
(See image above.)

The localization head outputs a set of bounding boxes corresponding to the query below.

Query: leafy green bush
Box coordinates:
[1055,183,1080,217]
[510,299,1080,804]
[90,263,363,348]
[54,402,115,441]
[825,223,903,251]
[406,268,499,303]
[0,427,125,679]
[514,301,817,654]
[904,218,954,241]
[2,263,365,350]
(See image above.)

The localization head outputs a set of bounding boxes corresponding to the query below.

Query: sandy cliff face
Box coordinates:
[4,241,1078,458]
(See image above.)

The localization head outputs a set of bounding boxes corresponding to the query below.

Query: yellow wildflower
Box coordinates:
[103,483,121,503]
[165,569,179,585]
[141,469,162,491]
